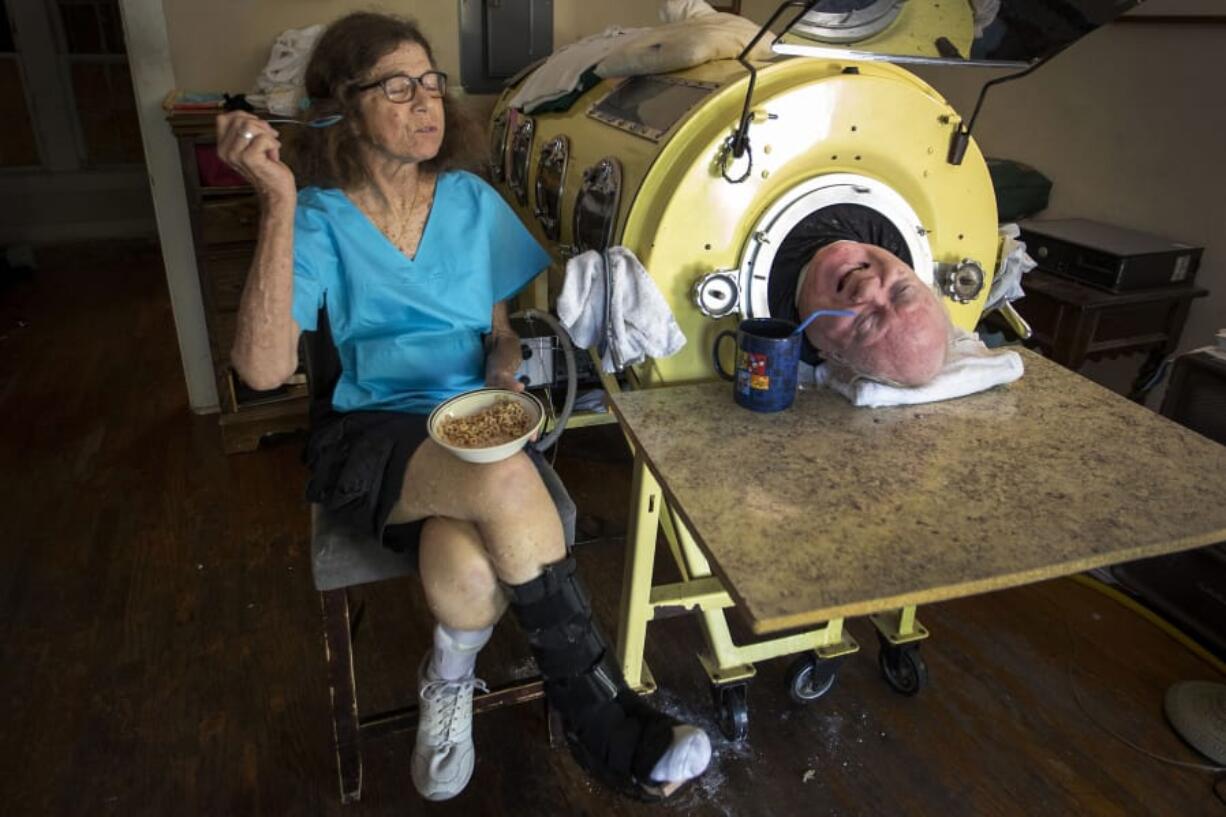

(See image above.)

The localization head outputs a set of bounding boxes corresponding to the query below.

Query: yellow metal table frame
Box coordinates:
[614,445,930,696]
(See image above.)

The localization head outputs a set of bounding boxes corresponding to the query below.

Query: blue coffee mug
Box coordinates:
[713,318,801,412]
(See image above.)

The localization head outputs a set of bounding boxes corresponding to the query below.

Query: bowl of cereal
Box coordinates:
[427,388,546,464]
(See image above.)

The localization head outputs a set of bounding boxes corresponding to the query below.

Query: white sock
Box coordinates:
[428,623,494,682]
[649,725,712,784]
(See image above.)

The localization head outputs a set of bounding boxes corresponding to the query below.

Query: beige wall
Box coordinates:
[162,0,462,91]
[554,0,664,46]
[162,0,679,93]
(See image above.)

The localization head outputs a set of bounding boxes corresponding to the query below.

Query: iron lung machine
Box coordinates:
[486,0,1145,386]
[490,55,998,384]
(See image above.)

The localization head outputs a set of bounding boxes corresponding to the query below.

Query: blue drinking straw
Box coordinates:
[793,309,856,336]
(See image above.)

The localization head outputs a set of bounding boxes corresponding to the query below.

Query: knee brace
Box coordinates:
[506,557,680,796]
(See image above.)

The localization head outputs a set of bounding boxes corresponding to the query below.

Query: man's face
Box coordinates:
[796,241,949,386]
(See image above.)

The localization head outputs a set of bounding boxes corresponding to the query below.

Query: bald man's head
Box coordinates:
[797,241,950,386]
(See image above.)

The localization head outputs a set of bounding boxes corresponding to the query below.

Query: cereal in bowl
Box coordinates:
[438,398,533,448]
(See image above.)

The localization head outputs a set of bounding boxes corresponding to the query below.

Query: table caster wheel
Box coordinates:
[786,654,841,704]
[711,682,749,741]
[877,638,928,696]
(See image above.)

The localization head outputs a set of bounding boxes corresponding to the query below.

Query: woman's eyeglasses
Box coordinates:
[355,71,447,103]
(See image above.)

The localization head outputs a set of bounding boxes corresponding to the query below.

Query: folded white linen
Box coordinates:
[595,1,773,78]
[983,223,1037,314]
[799,328,1024,407]
[506,1,771,113]
[506,26,643,113]
[556,248,686,373]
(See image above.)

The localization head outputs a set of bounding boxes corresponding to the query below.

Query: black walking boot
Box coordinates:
[506,556,707,800]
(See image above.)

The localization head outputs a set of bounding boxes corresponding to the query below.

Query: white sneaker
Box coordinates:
[411,656,488,801]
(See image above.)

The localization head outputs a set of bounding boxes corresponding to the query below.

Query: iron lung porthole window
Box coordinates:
[794,0,903,44]
[489,110,509,182]
[572,157,622,253]
[534,135,569,241]
[508,118,535,206]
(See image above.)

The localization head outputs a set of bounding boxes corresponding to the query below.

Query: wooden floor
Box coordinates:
[2,242,1224,817]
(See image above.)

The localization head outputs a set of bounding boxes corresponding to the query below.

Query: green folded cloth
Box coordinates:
[987,158,1052,221]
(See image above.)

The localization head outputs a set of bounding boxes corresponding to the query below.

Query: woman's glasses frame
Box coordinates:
[354,70,448,103]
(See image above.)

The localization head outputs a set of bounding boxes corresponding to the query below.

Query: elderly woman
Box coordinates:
[216,12,708,803]
[771,204,951,387]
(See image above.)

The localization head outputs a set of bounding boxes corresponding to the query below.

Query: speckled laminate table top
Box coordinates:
[608,349,1226,634]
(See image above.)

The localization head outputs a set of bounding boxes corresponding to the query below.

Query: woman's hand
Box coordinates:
[485,332,527,392]
[215,111,296,205]
[485,301,526,392]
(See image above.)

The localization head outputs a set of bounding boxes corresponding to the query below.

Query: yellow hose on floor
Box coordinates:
[1069,574,1226,678]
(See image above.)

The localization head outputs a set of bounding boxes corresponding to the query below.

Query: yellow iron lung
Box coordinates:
[489,56,998,386]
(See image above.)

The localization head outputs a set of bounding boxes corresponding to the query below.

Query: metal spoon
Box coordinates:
[264,115,344,128]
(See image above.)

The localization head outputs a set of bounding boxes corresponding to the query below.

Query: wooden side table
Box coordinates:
[1013,269,1208,401]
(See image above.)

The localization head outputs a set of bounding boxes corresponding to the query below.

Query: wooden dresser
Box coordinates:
[1014,269,1208,402]
[167,111,309,453]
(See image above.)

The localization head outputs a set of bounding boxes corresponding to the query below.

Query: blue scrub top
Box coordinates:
[291,170,550,414]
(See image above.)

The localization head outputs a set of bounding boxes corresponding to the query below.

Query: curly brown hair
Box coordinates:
[286,12,471,190]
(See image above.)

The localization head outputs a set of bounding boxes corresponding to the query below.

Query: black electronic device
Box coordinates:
[1018,218,1202,292]
[510,315,600,390]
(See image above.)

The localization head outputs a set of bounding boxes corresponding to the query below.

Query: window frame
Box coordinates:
[0,0,45,170]
[47,0,143,170]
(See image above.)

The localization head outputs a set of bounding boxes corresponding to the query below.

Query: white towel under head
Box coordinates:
[556,248,686,374]
[799,328,1024,407]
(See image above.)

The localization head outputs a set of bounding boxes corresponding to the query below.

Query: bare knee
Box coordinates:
[394,442,547,525]
[405,449,564,585]
[466,452,548,517]
[419,518,506,628]
[442,548,499,602]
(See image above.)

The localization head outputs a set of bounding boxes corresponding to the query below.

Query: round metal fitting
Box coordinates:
[794,0,904,44]
[693,271,741,319]
[941,259,985,303]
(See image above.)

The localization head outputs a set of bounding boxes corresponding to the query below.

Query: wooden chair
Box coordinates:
[301,309,576,803]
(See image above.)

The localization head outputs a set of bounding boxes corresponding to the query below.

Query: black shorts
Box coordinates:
[303,410,576,566]
[304,410,433,556]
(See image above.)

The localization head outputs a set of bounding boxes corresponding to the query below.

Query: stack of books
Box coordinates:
[162,91,229,113]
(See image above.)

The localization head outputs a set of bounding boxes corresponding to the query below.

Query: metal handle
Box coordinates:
[995,301,1033,340]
